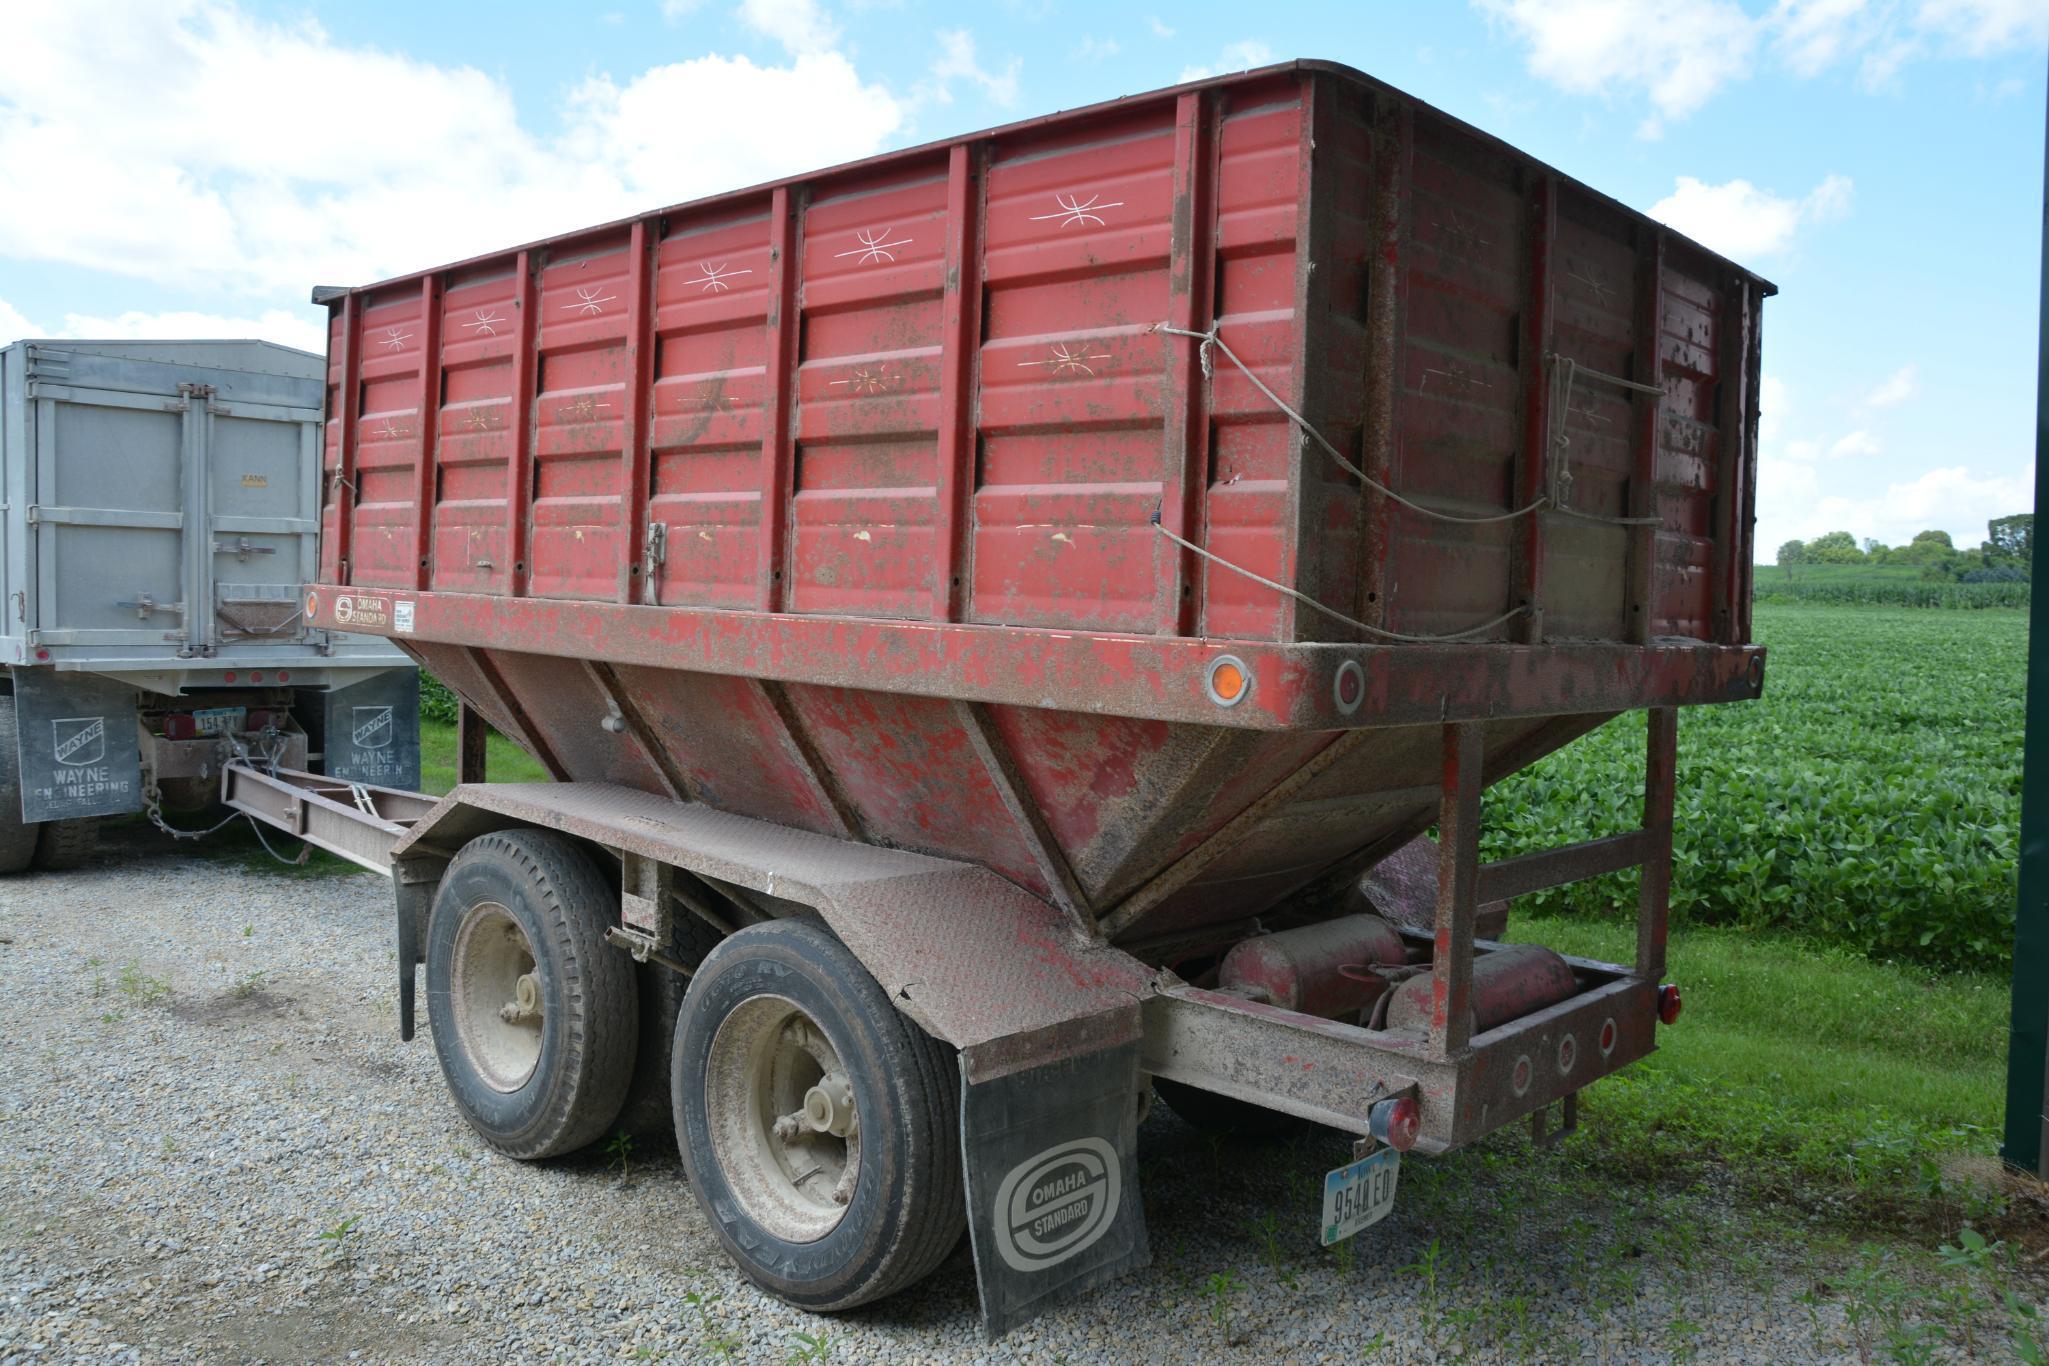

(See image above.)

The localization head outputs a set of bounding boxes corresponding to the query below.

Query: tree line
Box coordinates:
[1777,514,2031,583]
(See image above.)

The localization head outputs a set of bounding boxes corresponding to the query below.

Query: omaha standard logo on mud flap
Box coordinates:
[991,1137,1120,1273]
[51,716,106,767]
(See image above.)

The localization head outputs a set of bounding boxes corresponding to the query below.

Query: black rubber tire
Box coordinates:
[1153,1076,1303,1140]
[32,818,99,872]
[673,919,965,1312]
[0,697,42,876]
[425,829,639,1160]
[615,907,725,1140]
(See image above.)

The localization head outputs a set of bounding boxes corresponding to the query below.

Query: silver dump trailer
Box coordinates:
[0,338,417,867]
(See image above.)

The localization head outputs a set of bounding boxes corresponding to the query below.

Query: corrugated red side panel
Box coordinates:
[322,66,1764,650]
[319,64,1770,937]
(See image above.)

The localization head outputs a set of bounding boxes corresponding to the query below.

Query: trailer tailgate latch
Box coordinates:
[641,522,667,604]
[115,594,186,620]
[212,537,276,562]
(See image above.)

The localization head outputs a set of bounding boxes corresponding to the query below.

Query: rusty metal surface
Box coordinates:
[310,587,1765,731]
[221,761,435,873]
[295,61,1775,1162]
[1142,967,1654,1150]
[1385,943,1578,1036]
[1217,913,1407,1017]
[391,782,1153,1070]
[1358,834,1511,941]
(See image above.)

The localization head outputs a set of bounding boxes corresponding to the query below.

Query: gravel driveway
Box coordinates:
[1,829,1882,1362]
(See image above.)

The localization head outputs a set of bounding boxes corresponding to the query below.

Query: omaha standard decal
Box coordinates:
[991,1137,1120,1273]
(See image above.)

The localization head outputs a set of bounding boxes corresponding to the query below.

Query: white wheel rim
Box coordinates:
[705,995,859,1243]
[451,902,543,1093]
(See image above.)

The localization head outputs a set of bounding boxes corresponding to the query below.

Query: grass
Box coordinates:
[1753,560,2028,608]
[418,723,551,795]
[1485,601,2025,972]
[1508,911,2006,1193]
[1754,562,1934,588]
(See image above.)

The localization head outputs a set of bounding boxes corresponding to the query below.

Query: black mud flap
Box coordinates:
[11,671,143,822]
[318,673,420,789]
[392,857,442,1042]
[960,1036,1150,1339]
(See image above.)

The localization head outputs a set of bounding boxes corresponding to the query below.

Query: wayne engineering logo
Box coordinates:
[52,716,106,767]
[352,705,394,750]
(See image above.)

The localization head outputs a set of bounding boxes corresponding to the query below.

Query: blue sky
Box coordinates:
[0,0,2042,557]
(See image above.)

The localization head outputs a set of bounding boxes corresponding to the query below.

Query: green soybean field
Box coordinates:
[1484,602,2024,973]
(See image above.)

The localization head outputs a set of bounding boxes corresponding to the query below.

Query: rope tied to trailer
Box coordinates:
[1147,322,1663,529]
[1144,319,1669,642]
[1148,512,1532,644]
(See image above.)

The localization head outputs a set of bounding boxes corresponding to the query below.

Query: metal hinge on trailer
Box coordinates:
[604,850,699,976]
[114,593,187,620]
[212,537,276,562]
[640,522,667,604]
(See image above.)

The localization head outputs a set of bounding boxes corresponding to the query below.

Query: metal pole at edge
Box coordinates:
[2000,76,2049,1175]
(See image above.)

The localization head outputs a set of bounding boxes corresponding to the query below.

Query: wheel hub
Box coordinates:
[450,904,543,1092]
[705,996,860,1241]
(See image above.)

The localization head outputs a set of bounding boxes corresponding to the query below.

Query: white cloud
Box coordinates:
[660,0,708,18]
[1482,0,2049,126]
[1809,462,2035,546]
[1771,0,1888,76]
[568,52,905,194]
[1475,0,1758,127]
[1862,364,1918,408]
[1179,40,1275,82]
[1918,0,2049,54]
[0,298,36,344]
[0,296,323,352]
[927,30,1022,106]
[1827,429,1882,458]
[1758,373,1791,444]
[1072,36,1121,61]
[1148,16,1176,38]
[737,0,840,54]
[1648,172,1852,258]
[58,306,327,354]
[0,1,910,298]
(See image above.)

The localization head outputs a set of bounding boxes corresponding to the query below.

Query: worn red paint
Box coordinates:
[311,61,1769,955]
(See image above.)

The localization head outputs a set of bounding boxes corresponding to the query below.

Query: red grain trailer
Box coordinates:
[268,59,1770,1333]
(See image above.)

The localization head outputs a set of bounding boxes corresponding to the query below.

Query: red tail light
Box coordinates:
[1657,983,1683,1025]
[1369,1095,1420,1152]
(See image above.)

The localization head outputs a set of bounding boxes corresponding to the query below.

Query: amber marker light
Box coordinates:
[1205,655,1250,707]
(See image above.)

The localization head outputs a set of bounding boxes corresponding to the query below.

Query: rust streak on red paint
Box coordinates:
[412,274,442,591]
[619,218,657,603]
[505,250,539,597]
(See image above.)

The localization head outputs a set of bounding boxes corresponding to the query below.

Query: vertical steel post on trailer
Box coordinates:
[1430,722,1483,1056]
[2001,92,2049,1176]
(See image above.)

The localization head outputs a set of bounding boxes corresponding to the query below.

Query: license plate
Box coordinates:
[192,706,246,736]
[1321,1147,1400,1245]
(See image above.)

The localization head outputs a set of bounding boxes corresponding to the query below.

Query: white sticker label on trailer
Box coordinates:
[394,600,414,633]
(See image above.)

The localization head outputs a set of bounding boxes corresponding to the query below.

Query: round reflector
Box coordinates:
[1332,659,1365,715]
[1657,983,1683,1025]
[1205,655,1250,707]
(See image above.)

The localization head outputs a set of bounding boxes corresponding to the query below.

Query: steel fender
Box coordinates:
[391,782,1157,1062]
